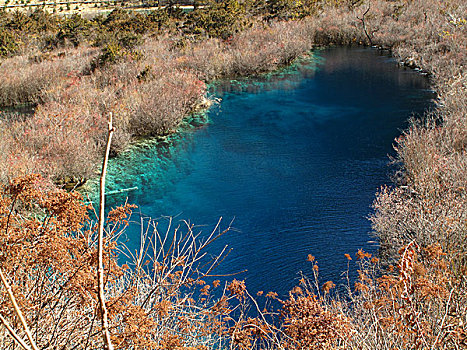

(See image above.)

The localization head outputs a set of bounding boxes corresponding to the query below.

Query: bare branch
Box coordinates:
[357,4,373,46]
[97,113,115,350]
[0,268,39,350]
[0,314,32,350]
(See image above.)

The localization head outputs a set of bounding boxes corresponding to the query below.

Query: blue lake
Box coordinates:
[105,47,433,296]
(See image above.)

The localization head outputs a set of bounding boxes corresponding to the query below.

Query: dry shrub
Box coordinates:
[0,123,14,182]
[311,9,364,45]
[227,21,311,75]
[1,81,109,182]
[0,175,105,348]
[281,291,352,349]
[363,0,467,313]
[176,37,231,81]
[0,47,97,106]
[0,38,207,182]
[372,112,467,262]
[176,20,317,81]
[118,69,206,137]
[14,110,105,181]
[345,245,467,349]
[0,175,235,349]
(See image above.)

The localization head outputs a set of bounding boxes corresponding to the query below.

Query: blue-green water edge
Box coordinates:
[93,47,434,296]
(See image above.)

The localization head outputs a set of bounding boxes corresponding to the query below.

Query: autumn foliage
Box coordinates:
[0,175,235,349]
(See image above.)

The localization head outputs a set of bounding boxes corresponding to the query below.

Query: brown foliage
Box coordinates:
[342,245,467,349]
[0,175,237,349]
[281,292,351,349]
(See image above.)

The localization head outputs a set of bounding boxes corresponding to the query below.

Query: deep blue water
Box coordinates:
[104,47,433,296]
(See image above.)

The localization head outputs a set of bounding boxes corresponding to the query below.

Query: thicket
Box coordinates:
[0,175,235,349]
[0,0,466,348]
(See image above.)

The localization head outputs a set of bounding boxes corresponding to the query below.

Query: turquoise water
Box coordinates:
[104,47,433,296]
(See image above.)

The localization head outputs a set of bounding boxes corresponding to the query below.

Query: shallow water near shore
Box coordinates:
[103,47,433,296]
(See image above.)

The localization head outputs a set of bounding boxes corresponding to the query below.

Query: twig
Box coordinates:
[0,268,39,350]
[245,289,284,346]
[432,288,454,349]
[97,113,115,350]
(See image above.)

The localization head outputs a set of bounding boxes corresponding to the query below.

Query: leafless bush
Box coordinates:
[119,70,205,137]
[176,37,231,81]
[0,47,98,107]
[176,20,317,81]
